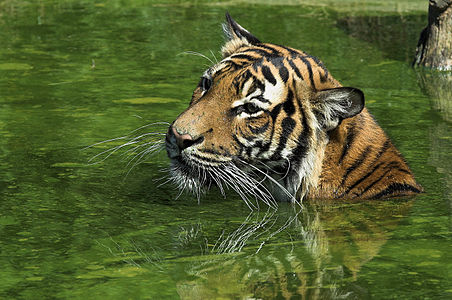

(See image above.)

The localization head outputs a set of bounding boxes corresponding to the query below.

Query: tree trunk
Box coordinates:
[413,0,452,70]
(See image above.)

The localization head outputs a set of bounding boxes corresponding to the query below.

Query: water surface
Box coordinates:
[0,1,451,298]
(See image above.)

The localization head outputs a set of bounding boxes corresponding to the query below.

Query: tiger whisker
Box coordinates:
[125,132,166,145]
[237,158,298,205]
[209,49,219,64]
[128,121,170,135]
[225,164,276,208]
[82,135,130,150]
[224,164,271,208]
[282,157,291,180]
[157,177,173,189]
[179,51,214,66]
[125,143,165,176]
[86,119,167,165]
[87,139,141,164]
[210,170,227,198]
[224,169,264,209]
[120,141,158,159]
[216,167,257,210]
[256,160,286,176]
[214,208,277,253]
[125,141,164,166]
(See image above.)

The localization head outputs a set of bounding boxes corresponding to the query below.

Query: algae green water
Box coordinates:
[0,1,451,299]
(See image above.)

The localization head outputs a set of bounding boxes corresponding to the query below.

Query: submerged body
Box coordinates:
[165,14,422,204]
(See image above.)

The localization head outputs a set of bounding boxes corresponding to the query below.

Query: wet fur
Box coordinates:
[166,13,422,204]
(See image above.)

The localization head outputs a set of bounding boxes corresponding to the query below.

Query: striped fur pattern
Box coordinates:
[165,13,422,204]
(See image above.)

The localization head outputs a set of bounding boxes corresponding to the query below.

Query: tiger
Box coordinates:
[165,13,422,205]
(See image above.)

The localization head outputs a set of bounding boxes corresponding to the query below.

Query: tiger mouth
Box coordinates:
[175,151,232,168]
[169,151,230,179]
[168,152,239,199]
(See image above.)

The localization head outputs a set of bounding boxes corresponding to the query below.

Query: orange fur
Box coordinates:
[166,14,422,202]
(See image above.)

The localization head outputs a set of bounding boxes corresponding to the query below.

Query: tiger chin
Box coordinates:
[165,13,422,205]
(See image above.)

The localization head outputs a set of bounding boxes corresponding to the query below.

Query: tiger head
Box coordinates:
[166,13,364,206]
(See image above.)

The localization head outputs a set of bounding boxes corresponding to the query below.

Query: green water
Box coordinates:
[1,1,451,299]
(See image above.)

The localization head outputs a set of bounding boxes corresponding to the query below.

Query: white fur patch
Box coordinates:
[262,79,284,104]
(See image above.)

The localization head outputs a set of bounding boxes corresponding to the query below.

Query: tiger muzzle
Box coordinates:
[166,125,204,159]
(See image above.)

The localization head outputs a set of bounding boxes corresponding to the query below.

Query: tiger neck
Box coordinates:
[306,108,420,200]
[306,111,370,199]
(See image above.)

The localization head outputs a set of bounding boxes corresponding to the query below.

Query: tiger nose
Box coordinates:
[171,126,204,151]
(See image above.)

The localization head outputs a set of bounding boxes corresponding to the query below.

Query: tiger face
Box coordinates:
[165,13,420,205]
[165,14,365,206]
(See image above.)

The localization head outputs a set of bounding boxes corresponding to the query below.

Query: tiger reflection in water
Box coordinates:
[165,13,421,206]
[175,200,411,299]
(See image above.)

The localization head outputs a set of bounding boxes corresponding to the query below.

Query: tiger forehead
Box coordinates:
[208,43,332,91]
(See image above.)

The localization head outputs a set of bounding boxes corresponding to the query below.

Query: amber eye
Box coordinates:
[199,77,212,91]
[243,102,261,114]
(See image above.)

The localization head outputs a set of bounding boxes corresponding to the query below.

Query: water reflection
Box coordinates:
[176,200,411,299]
[1,1,449,298]
[97,199,412,299]
[416,69,452,218]
[337,14,425,63]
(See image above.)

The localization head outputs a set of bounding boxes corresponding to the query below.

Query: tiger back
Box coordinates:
[165,13,422,204]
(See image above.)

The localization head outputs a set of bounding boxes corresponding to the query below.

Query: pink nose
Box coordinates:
[172,127,196,150]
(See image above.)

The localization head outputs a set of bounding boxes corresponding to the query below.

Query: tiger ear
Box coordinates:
[314,87,365,131]
[221,12,260,57]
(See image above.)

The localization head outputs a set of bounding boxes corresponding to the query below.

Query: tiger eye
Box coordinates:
[244,102,260,114]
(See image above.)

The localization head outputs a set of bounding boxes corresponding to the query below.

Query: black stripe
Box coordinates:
[223,60,241,71]
[245,146,253,157]
[291,82,309,162]
[232,78,240,94]
[256,44,281,56]
[373,183,421,199]
[232,133,245,153]
[338,123,356,164]
[278,45,303,57]
[258,141,272,156]
[376,139,391,160]
[245,81,257,97]
[340,162,384,198]
[191,153,225,164]
[239,70,253,93]
[269,57,289,83]
[359,169,391,197]
[253,95,270,104]
[249,121,270,134]
[257,104,282,156]
[269,56,284,67]
[242,48,275,57]
[255,79,265,93]
[238,126,254,141]
[279,64,289,83]
[341,146,372,185]
[298,56,315,90]
[319,70,327,83]
[339,139,392,197]
[303,53,328,73]
[283,89,295,116]
[231,54,257,62]
[269,103,282,122]
[261,65,277,85]
[292,107,309,162]
[270,117,296,160]
[358,161,412,197]
[288,59,304,80]
[384,161,412,175]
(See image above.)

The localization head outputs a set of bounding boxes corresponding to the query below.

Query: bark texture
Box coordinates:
[413,0,452,70]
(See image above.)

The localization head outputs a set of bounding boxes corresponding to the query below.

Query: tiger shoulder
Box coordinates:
[164,13,422,204]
